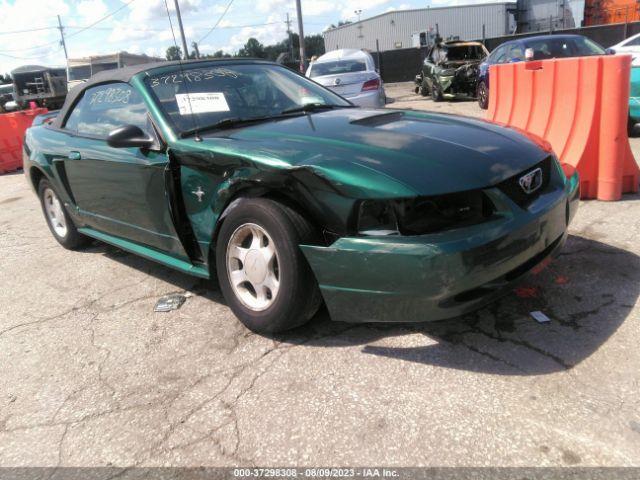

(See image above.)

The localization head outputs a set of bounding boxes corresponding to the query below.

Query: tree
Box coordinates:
[238,38,266,58]
[211,50,231,58]
[304,34,325,58]
[166,46,182,61]
[328,20,352,29]
[260,33,324,62]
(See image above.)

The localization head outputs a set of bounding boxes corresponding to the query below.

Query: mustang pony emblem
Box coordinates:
[192,186,206,202]
[519,168,543,194]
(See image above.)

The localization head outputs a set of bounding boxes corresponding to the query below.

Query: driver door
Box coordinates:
[60,82,189,259]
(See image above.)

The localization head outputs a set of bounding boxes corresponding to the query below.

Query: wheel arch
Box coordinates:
[29,165,47,192]
[210,184,322,249]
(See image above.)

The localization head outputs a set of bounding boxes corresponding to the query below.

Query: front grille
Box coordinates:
[496,156,552,208]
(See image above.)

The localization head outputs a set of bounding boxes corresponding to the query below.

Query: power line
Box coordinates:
[197,0,235,44]
[64,0,136,40]
[63,21,280,32]
[0,26,58,35]
[0,0,136,54]
[0,48,61,60]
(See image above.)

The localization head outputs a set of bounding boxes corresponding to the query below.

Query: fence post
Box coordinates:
[625,6,629,39]
[376,39,382,79]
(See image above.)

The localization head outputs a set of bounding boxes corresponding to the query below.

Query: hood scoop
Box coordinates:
[350,111,405,128]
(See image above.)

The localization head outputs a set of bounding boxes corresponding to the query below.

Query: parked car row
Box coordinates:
[413,34,610,110]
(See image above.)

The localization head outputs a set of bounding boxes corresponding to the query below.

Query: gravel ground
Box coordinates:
[0,83,639,468]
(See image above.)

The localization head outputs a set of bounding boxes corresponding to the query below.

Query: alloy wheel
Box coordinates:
[226,223,280,311]
[478,82,488,108]
[43,188,68,238]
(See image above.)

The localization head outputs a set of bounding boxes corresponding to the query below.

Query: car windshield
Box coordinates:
[309,60,367,78]
[524,37,605,60]
[441,45,486,61]
[144,63,351,134]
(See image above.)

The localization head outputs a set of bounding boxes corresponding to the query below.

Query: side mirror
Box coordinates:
[605,48,616,55]
[107,125,154,149]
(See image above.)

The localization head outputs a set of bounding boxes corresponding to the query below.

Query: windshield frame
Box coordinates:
[440,44,487,62]
[138,60,353,137]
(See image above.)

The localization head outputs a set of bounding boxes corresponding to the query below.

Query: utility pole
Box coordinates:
[173,0,190,60]
[285,13,295,62]
[192,41,200,59]
[295,0,305,73]
[57,15,69,80]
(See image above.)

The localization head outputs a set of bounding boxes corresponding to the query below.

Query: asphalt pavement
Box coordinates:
[0,84,639,467]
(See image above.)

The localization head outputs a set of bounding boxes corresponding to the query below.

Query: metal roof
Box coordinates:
[324,2,516,34]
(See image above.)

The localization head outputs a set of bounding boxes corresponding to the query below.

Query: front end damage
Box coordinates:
[437,62,481,98]
[300,167,580,324]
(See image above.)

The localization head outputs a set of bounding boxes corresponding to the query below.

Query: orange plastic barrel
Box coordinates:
[0,108,48,174]
[486,55,639,201]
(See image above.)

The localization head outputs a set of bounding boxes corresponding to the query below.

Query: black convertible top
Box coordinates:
[51,58,271,129]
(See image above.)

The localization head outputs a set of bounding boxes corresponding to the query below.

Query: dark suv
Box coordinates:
[415,40,488,102]
[477,34,606,109]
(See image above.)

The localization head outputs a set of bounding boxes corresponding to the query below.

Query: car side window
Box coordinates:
[509,45,524,61]
[490,45,507,64]
[625,36,640,47]
[63,83,151,138]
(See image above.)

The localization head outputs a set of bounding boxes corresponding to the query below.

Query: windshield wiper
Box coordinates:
[180,105,353,138]
[280,103,353,115]
[180,116,274,138]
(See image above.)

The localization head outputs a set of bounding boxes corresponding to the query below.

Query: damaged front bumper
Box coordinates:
[300,172,580,324]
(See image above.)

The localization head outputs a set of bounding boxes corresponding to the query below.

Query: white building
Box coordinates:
[323,3,517,53]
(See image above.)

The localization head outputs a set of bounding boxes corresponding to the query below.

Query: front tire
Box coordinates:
[477,81,489,110]
[420,78,430,97]
[431,84,443,102]
[38,179,89,250]
[215,198,322,333]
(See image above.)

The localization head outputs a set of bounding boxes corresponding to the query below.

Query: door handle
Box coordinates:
[68,151,81,160]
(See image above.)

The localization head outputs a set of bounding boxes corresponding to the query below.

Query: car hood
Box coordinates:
[195,109,550,198]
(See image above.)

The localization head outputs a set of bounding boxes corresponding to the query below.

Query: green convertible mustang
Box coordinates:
[24,59,580,333]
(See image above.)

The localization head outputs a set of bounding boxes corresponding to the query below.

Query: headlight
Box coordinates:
[357,192,495,236]
[357,200,399,236]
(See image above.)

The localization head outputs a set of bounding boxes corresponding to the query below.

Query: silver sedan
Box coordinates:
[306,49,386,108]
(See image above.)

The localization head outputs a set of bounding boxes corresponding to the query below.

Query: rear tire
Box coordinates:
[420,78,430,97]
[215,198,322,333]
[431,84,443,102]
[37,179,90,250]
[477,81,489,110]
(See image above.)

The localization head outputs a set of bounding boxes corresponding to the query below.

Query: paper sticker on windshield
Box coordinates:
[176,92,230,115]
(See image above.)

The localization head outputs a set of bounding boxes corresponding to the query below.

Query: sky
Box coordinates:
[0,0,494,72]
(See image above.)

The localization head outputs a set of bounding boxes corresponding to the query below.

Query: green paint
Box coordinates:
[24,60,579,324]
[78,227,209,279]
